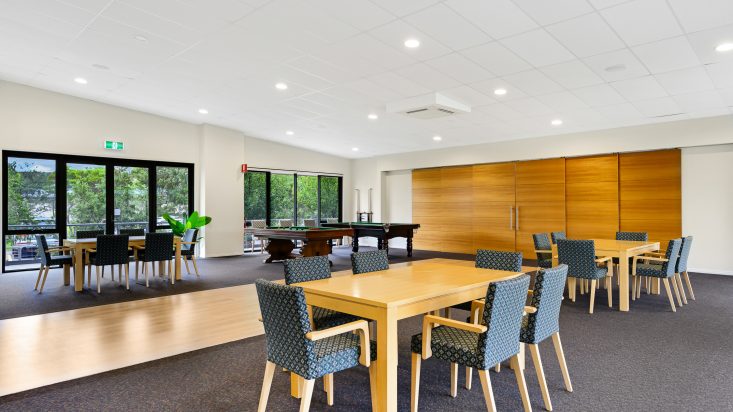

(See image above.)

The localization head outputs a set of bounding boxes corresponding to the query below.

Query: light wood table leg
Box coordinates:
[175,239,182,281]
[290,372,302,399]
[376,308,398,412]
[618,251,630,311]
[63,263,71,286]
[73,244,84,292]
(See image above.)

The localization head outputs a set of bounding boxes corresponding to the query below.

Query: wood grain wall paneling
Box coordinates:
[472,163,516,252]
[441,166,474,253]
[566,154,619,239]
[412,168,443,251]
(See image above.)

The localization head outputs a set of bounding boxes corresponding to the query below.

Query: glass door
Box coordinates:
[269,173,294,227]
[113,166,149,234]
[296,174,318,226]
[66,163,106,238]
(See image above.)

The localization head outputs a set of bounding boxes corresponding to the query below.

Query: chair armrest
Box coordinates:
[634,255,668,263]
[306,320,371,366]
[534,249,552,254]
[524,306,537,314]
[422,315,487,359]
[46,247,71,253]
[86,248,97,253]
[595,256,612,263]
[180,241,196,245]
[643,251,666,257]
[131,245,145,250]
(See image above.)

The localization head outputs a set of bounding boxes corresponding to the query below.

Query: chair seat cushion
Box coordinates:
[136,249,174,262]
[635,263,666,277]
[312,334,377,377]
[411,326,484,369]
[90,255,133,265]
[571,266,607,280]
[312,307,360,330]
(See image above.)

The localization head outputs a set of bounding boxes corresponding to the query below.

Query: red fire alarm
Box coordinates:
[241,164,248,173]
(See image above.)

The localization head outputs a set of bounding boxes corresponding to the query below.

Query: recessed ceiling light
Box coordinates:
[198,108,208,114]
[605,64,627,73]
[91,63,109,70]
[286,130,294,136]
[74,77,87,84]
[432,135,442,141]
[352,147,359,152]
[551,119,563,126]
[275,82,288,90]
[134,35,148,42]
[715,42,733,52]
[494,88,507,96]
[404,38,420,48]
[368,113,378,120]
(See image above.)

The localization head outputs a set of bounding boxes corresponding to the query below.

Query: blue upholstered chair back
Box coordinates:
[351,250,389,274]
[616,231,648,241]
[119,228,145,236]
[660,239,682,276]
[255,279,316,378]
[181,229,199,253]
[532,233,552,258]
[676,236,693,273]
[551,231,566,244]
[284,255,331,284]
[76,229,104,239]
[35,235,52,266]
[142,232,173,262]
[522,265,568,344]
[475,249,523,272]
[557,239,598,279]
[477,275,531,368]
[94,235,130,265]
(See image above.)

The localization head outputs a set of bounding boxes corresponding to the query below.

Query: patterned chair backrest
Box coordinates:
[251,220,267,229]
[477,274,531,368]
[303,219,317,227]
[522,265,569,344]
[616,231,648,241]
[35,235,52,266]
[550,231,566,244]
[532,233,552,259]
[660,239,682,277]
[119,228,145,236]
[94,235,130,266]
[278,219,293,228]
[76,229,104,239]
[255,279,317,379]
[557,239,597,279]
[676,236,693,273]
[284,255,331,284]
[351,250,389,274]
[182,229,199,253]
[142,232,174,262]
[475,249,523,272]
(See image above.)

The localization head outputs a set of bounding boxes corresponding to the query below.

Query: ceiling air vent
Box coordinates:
[387,93,471,119]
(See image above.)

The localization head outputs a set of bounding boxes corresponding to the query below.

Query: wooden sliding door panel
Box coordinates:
[619,149,681,245]
[472,163,516,252]
[441,166,473,253]
[566,154,619,239]
[412,168,443,251]
[515,159,565,257]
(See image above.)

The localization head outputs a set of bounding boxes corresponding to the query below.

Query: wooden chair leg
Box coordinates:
[551,333,573,392]
[369,364,378,412]
[125,264,130,290]
[662,278,676,312]
[183,257,191,275]
[450,362,458,397]
[87,263,92,288]
[509,355,531,412]
[478,369,496,412]
[35,266,44,290]
[589,279,597,314]
[683,271,695,300]
[411,352,421,412]
[96,266,101,293]
[145,262,150,288]
[670,275,683,307]
[568,277,576,302]
[257,361,276,412]
[606,276,613,307]
[324,373,334,406]
[191,256,200,276]
[39,266,50,293]
[675,273,687,304]
[528,343,552,411]
[631,275,637,301]
[445,307,452,319]
[299,378,315,412]
[495,363,501,373]
[466,366,473,390]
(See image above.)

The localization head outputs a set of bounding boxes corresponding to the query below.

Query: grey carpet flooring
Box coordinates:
[2,272,733,411]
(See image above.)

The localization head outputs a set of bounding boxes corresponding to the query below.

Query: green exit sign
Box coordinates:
[104,140,124,150]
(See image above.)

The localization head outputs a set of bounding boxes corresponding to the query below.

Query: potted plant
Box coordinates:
[162,211,212,237]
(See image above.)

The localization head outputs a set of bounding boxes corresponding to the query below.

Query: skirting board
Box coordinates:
[689,267,733,276]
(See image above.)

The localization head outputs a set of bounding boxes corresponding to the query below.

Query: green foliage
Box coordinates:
[67,166,105,226]
[244,171,266,220]
[157,167,189,218]
[162,210,212,237]
[7,159,55,229]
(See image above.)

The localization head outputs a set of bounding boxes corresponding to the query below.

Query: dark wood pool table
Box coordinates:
[253,227,353,263]
[321,222,420,256]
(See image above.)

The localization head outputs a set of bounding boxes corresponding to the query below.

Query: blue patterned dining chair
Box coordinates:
[533,233,553,269]
[550,231,566,244]
[284,256,359,330]
[520,264,572,411]
[557,239,613,314]
[133,232,175,287]
[410,275,532,412]
[180,229,200,276]
[255,279,376,412]
[614,231,648,263]
[34,235,74,293]
[87,234,131,293]
[119,228,145,236]
[351,249,389,274]
[677,236,694,302]
[631,239,683,312]
[75,229,104,239]
[451,249,523,316]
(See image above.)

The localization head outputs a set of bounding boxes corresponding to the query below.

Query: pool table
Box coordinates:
[321,222,420,256]
[252,227,353,263]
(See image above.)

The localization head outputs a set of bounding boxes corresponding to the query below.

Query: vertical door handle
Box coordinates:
[516,206,520,231]
[509,206,513,230]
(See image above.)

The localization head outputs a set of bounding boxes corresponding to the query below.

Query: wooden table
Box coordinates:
[252,227,353,263]
[551,239,659,312]
[63,236,182,292]
[289,258,535,412]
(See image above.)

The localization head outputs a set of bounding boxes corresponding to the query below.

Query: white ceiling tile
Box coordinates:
[583,49,649,81]
[536,91,589,111]
[593,102,644,121]
[505,97,555,116]
[440,85,495,107]
[394,63,463,90]
[632,96,684,117]
[368,20,453,61]
[611,75,667,101]
[286,55,358,84]
[311,0,394,31]
[476,103,525,121]
[500,29,576,67]
[121,0,253,31]
[673,90,726,112]
[513,0,594,26]
[687,24,733,65]
[546,13,625,58]
[720,88,733,105]
[501,70,564,96]
[331,34,416,71]
[444,0,537,40]
[102,2,202,45]
[572,83,627,106]
[541,60,605,89]
[460,42,532,75]
[668,0,733,33]
[367,72,432,97]
[470,78,528,101]
[343,79,404,102]
[600,0,683,46]
[706,60,733,88]
[588,0,631,9]
[655,66,715,95]
[405,3,491,51]
[425,53,494,83]
[632,36,700,74]
[369,0,440,17]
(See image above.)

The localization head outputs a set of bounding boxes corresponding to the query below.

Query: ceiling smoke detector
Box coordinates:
[386,93,471,119]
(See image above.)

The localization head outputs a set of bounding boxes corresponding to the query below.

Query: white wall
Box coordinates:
[382,170,412,249]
